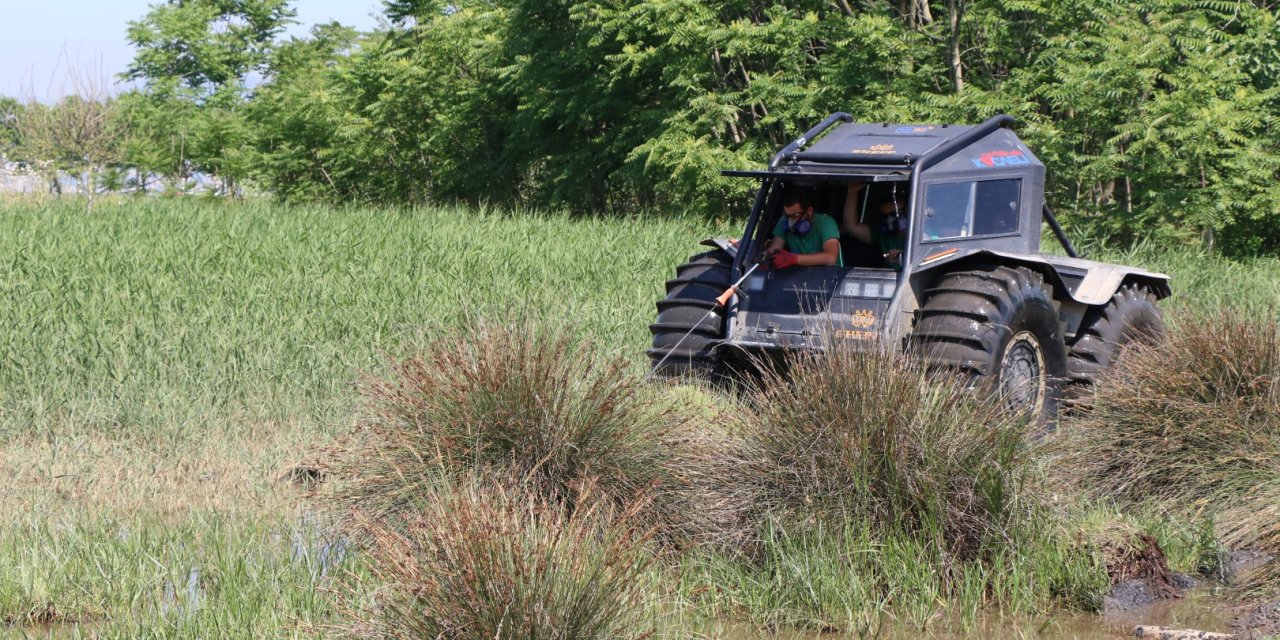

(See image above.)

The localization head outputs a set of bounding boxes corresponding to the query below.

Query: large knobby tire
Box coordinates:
[647,249,733,380]
[1066,284,1165,402]
[910,265,1069,424]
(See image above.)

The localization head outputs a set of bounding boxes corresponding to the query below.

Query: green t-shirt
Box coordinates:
[870,226,906,270]
[773,213,843,267]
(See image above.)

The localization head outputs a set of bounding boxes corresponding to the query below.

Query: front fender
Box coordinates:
[700,238,739,258]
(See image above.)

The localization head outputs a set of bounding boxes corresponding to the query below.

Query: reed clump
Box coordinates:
[325,316,748,547]
[341,476,657,640]
[675,345,1112,631]
[323,318,735,637]
[1055,307,1280,599]
[735,343,1039,558]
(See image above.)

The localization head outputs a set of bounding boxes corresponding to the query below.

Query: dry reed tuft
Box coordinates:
[1238,557,1279,606]
[338,476,657,640]
[1054,307,1280,566]
[323,316,749,548]
[733,343,1038,559]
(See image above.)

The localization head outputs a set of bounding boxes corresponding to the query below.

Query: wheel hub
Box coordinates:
[1000,331,1046,416]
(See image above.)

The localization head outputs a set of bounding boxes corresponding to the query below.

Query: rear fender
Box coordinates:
[912,248,1169,302]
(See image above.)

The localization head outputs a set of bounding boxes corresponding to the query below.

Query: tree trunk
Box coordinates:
[85,168,94,214]
[948,0,965,93]
[916,0,934,24]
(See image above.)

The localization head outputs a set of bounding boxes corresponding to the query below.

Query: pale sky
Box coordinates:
[0,0,385,100]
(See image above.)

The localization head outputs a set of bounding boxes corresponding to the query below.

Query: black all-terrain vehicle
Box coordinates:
[649,114,1169,421]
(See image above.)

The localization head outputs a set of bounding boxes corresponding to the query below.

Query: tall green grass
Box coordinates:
[0,511,356,637]
[678,513,1113,633]
[0,199,732,440]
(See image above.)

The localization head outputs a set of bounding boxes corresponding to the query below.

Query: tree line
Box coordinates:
[1,0,1278,254]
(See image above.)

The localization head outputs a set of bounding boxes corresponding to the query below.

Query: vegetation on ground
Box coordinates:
[325,316,747,549]
[2,199,1278,637]
[736,345,1033,554]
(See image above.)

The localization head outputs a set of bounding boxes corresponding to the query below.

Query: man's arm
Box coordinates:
[843,182,872,244]
[793,237,840,266]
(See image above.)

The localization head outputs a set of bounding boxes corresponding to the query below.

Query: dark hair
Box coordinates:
[780,188,813,210]
[881,195,907,214]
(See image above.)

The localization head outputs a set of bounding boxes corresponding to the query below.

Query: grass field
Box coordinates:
[0,198,736,637]
[0,198,1275,637]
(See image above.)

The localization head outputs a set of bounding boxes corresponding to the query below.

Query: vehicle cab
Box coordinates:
[721,116,1045,355]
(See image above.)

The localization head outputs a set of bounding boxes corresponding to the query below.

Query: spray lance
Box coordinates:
[645,255,768,380]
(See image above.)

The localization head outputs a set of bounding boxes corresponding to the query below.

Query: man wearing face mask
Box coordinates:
[846,191,908,271]
[764,188,843,269]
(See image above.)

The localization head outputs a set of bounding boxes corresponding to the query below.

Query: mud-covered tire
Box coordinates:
[910,264,1069,424]
[1066,284,1165,401]
[647,249,733,380]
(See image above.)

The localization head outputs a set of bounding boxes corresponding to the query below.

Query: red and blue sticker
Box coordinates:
[972,149,1030,168]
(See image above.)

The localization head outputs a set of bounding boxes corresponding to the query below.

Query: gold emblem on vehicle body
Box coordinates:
[851,309,876,328]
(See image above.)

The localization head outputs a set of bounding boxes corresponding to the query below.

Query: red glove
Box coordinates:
[771,249,799,269]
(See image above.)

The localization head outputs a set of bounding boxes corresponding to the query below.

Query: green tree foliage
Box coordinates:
[120,0,296,195]
[246,23,363,201]
[0,96,21,156]
[71,0,1280,253]
[996,0,1280,253]
[11,95,123,206]
[123,0,295,93]
[249,4,518,204]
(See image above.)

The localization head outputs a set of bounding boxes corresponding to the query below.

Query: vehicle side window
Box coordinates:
[923,182,973,238]
[923,178,1021,240]
[972,179,1020,235]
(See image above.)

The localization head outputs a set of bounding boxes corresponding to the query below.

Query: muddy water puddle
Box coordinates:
[715,587,1237,639]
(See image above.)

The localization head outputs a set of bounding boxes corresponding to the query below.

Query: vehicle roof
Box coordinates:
[806,122,978,160]
[720,116,1045,179]
[754,121,1043,176]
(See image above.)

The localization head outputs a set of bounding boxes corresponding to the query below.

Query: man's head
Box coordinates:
[780,188,815,234]
[881,195,908,235]
[880,195,906,216]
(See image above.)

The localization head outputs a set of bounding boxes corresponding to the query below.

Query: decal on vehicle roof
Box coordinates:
[852,143,897,155]
[894,126,936,134]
